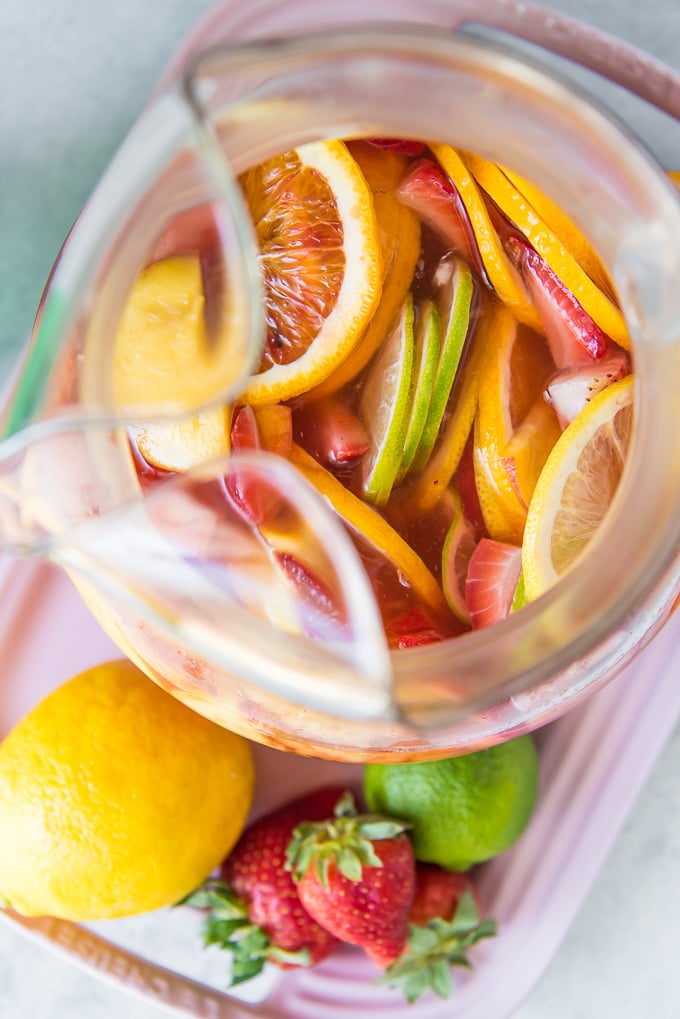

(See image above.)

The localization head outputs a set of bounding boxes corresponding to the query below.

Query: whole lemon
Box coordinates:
[364,735,538,871]
[0,660,254,920]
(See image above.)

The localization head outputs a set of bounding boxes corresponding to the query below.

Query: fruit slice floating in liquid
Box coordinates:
[240,140,382,404]
[289,444,449,619]
[505,236,610,369]
[463,151,629,348]
[545,350,630,428]
[522,374,634,600]
[396,300,441,482]
[114,256,210,412]
[441,489,478,625]
[132,407,231,475]
[396,158,488,284]
[500,165,612,293]
[474,307,561,546]
[359,297,415,507]
[465,538,523,630]
[429,144,541,330]
[410,258,475,474]
[308,141,421,399]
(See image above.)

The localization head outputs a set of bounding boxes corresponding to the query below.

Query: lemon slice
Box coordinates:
[522,374,634,600]
[289,444,448,618]
[114,256,210,412]
[359,297,415,506]
[463,152,629,348]
[132,408,231,473]
[241,141,382,404]
[430,144,540,330]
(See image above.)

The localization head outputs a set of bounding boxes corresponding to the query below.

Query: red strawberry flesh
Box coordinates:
[505,235,610,368]
[397,159,489,285]
[465,537,522,630]
[545,350,630,427]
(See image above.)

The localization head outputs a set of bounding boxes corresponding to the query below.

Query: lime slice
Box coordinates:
[441,489,477,625]
[411,259,474,473]
[359,297,415,506]
[510,570,527,613]
[397,300,441,483]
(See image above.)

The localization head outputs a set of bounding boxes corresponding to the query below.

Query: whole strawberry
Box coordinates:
[183,787,347,984]
[285,791,416,967]
[378,862,497,1003]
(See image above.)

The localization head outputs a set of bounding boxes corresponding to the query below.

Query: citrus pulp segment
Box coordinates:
[411,259,475,474]
[522,374,634,601]
[462,151,629,348]
[359,297,415,506]
[289,444,448,618]
[430,144,540,330]
[397,300,441,481]
[240,140,382,404]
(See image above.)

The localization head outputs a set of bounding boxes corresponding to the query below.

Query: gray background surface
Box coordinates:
[1,1,679,1017]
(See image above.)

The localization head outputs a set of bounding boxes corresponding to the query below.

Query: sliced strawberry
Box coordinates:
[397,159,488,284]
[385,605,449,649]
[465,538,522,630]
[296,396,369,467]
[504,235,610,368]
[367,138,426,157]
[454,436,487,540]
[225,406,264,523]
[545,350,630,428]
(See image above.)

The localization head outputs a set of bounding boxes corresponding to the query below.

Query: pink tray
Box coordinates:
[1,555,680,1018]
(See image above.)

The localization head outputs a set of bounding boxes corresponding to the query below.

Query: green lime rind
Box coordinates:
[411,259,474,474]
[510,570,527,613]
[441,488,476,626]
[364,735,538,871]
[360,296,415,506]
[396,300,441,484]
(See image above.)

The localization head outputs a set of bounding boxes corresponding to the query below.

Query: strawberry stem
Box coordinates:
[378,890,497,1003]
[285,792,410,887]
[181,879,311,984]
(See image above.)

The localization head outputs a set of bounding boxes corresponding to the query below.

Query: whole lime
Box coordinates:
[364,735,538,871]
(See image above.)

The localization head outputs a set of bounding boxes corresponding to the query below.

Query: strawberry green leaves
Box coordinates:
[286,791,409,887]
[379,889,497,1003]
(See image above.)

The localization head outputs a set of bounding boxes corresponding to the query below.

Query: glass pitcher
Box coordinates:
[1,0,680,761]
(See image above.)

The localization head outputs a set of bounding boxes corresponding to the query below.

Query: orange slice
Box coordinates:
[240,141,382,404]
[474,307,561,546]
[430,144,540,330]
[463,152,629,348]
[310,142,421,399]
[289,444,448,618]
[500,165,611,291]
